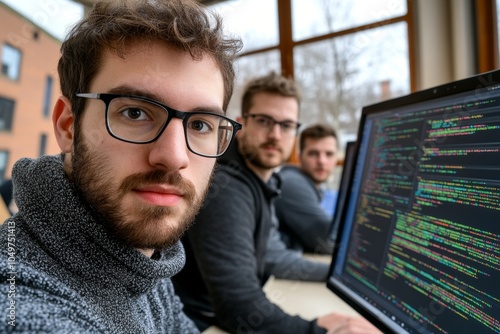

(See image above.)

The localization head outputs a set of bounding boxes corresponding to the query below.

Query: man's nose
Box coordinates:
[148,119,190,171]
[267,122,283,139]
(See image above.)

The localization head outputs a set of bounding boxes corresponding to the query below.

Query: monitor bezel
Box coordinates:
[328,140,357,243]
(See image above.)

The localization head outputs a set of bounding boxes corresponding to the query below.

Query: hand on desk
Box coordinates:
[317,312,382,334]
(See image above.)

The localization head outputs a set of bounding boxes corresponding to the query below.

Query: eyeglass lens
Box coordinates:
[250,114,298,135]
[106,96,235,156]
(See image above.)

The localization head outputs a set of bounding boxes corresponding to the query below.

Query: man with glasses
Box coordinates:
[173,72,380,334]
[0,1,241,333]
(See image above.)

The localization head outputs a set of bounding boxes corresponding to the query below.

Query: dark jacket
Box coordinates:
[172,140,328,334]
[274,165,335,254]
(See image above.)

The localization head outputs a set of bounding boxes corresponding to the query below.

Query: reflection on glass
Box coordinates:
[211,0,279,53]
[225,50,281,118]
[294,22,410,145]
[292,0,407,41]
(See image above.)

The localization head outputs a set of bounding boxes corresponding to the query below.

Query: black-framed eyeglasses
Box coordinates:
[75,93,242,158]
[244,114,301,136]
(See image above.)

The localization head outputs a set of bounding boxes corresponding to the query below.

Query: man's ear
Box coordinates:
[52,96,75,153]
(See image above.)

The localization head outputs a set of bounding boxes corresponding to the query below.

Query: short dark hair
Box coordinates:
[299,124,338,152]
[58,0,242,124]
[241,71,301,116]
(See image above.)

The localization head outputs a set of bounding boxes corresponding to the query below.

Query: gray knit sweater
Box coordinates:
[0,155,199,333]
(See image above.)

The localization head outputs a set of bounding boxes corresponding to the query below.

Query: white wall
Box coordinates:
[413,0,476,90]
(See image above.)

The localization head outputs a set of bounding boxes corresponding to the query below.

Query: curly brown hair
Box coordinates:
[58,0,242,124]
[240,71,301,117]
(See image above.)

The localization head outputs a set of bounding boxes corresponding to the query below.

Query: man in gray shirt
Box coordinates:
[0,1,242,332]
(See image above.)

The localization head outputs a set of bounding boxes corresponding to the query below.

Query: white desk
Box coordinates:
[202,255,359,334]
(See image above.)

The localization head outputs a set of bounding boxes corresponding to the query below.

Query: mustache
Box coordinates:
[119,170,196,201]
[260,140,281,151]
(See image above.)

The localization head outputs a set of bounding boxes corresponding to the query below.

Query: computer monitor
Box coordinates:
[328,140,356,243]
[327,70,500,334]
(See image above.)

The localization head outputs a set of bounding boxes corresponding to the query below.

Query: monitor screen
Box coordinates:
[329,140,357,243]
[327,70,500,334]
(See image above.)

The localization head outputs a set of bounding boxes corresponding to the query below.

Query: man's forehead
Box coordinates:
[89,41,224,110]
[303,136,337,148]
[250,93,299,117]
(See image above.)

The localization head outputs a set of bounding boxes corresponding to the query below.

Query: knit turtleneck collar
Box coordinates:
[12,155,186,295]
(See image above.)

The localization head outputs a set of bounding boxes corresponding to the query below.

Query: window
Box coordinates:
[0,151,8,183]
[226,50,281,118]
[294,22,410,140]
[0,97,15,132]
[498,0,500,45]
[211,0,412,144]
[39,133,48,157]
[1,44,22,81]
[43,76,53,118]
[212,0,279,53]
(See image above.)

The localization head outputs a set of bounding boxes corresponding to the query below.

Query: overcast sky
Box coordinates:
[0,0,83,40]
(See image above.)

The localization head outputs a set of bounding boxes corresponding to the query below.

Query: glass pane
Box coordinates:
[294,22,410,147]
[1,44,22,80]
[210,0,279,53]
[43,76,53,117]
[225,50,281,119]
[0,97,15,131]
[0,151,7,182]
[1,0,83,41]
[39,134,48,157]
[292,0,407,41]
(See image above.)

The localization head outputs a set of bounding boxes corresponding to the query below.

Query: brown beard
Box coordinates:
[70,131,209,250]
[239,135,283,170]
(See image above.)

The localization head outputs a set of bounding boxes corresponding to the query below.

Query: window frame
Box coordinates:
[0,150,9,183]
[1,43,22,81]
[475,0,499,72]
[233,0,416,92]
[43,75,54,118]
[0,96,16,132]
